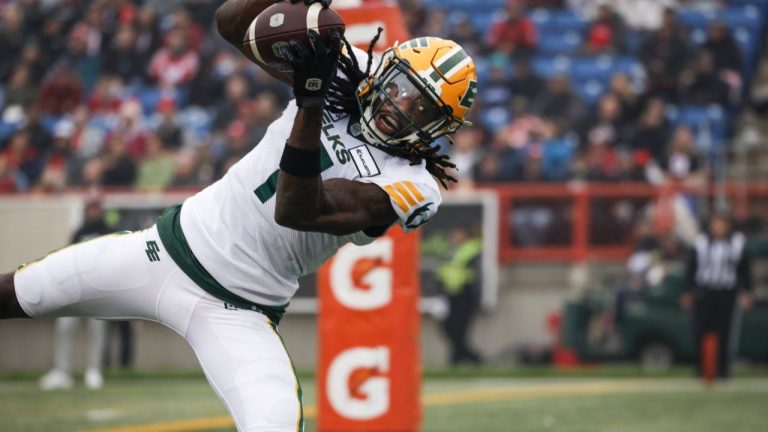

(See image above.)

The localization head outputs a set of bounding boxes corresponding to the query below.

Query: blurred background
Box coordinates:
[0,0,767,431]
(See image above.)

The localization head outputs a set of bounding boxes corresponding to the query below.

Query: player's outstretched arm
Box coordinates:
[275,108,397,236]
[274,31,397,235]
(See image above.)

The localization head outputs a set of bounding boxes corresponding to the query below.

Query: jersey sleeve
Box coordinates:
[361,160,443,233]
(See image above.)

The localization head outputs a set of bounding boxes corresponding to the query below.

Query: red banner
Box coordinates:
[317,227,421,431]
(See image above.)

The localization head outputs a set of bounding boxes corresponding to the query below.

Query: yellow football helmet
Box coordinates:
[356,37,478,153]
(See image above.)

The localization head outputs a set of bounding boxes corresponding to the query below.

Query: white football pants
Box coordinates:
[14,226,304,432]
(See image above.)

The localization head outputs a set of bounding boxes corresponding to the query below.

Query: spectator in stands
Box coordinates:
[577,93,629,151]
[112,100,147,161]
[54,22,102,91]
[242,92,280,145]
[480,56,515,113]
[37,68,83,116]
[18,42,46,84]
[36,121,76,193]
[216,120,251,178]
[213,74,251,131]
[101,135,136,187]
[532,75,585,130]
[21,104,53,156]
[4,65,37,110]
[2,130,40,190]
[148,26,199,90]
[702,21,743,102]
[610,73,645,125]
[486,0,537,58]
[153,98,183,150]
[0,4,27,81]
[660,126,705,188]
[510,59,545,109]
[522,147,545,182]
[629,98,671,164]
[583,3,627,55]
[88,75,127,115]
[136,133,175,192]
[573,126,622,181]
[639,8,690,101]
[610,0,680,31]
[473,129,521,183]
[170,8,205,53]
[135,5,162,67]
[448,127,483,186]
[170,150,207,188]
[103,25,144,84]
[0,154,17,193]
[681,52,730,106]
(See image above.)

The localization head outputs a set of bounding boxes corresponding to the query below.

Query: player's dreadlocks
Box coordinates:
[325,29,457,188]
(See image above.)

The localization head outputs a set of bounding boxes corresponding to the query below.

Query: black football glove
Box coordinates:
[287,0,332,8]
[279,29,342,108]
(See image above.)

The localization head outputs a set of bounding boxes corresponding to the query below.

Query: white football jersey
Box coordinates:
[179,50,442,307]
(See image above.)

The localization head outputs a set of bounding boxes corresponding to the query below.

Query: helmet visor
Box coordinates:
[370,66,445,140]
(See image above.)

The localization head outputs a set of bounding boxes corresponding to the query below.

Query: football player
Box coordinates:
[0,0,478,430]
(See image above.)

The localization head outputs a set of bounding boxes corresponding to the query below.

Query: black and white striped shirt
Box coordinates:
[686,232,752,292]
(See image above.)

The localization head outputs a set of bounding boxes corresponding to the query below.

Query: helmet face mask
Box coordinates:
[356,37,477,155]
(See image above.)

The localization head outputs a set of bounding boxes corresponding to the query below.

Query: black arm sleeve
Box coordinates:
[684,247,698,293]
[737,246,753,292]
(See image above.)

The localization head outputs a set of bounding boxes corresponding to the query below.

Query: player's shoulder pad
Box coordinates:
[360,154,442,233]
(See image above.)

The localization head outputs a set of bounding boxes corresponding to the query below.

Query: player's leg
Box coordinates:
[10,228,176,321]
[0,271,28,319]
[179,295,303,432]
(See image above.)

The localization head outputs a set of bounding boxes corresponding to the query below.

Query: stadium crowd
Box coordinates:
[0,0,765,193]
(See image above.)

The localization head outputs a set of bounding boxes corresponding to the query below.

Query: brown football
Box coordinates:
[242,2,345,75]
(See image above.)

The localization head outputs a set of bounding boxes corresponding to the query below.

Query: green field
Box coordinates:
[2,371,768,432]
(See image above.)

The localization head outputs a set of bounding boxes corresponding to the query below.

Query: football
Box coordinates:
[242,1,346,75]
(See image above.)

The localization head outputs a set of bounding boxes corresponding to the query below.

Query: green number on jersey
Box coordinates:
[254,146,335,203]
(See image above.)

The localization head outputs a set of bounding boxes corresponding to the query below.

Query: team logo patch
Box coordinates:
[145,241,161,262]
[405,203,433,229]
[272,41,290,59]
[269,13,285,28]
[305,78,323,91]
[349,145,381,178]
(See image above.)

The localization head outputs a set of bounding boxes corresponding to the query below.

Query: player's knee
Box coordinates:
[232,383,301,431]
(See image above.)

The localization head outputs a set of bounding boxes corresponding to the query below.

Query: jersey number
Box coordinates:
[254,146,335,203]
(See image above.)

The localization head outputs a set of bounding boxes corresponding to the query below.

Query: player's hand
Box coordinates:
[279,29,342,108]
[287,0,332,8]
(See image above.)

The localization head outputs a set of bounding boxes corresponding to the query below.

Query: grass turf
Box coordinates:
[1,373,767,432]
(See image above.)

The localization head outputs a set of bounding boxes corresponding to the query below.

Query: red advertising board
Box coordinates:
[317,227,421,431]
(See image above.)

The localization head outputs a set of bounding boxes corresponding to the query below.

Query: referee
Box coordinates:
[682,212,754,379]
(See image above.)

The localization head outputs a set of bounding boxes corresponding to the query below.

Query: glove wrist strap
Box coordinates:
[280,142,322,177]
